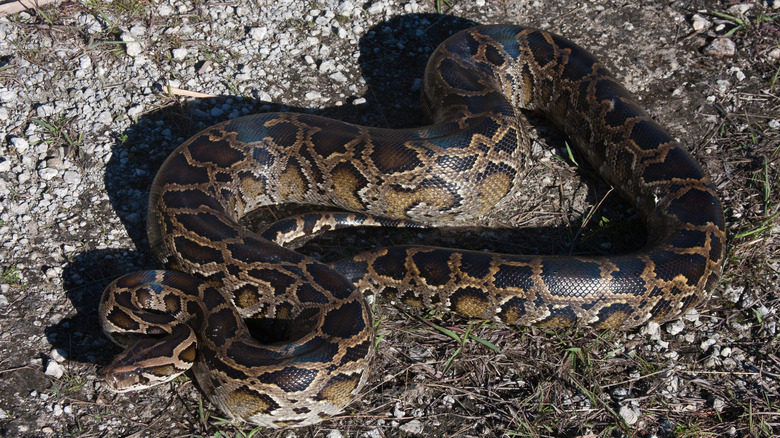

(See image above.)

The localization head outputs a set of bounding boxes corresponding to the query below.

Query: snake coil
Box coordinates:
[100,25,726,428]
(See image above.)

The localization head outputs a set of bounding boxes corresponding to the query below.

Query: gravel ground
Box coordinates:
[0,0,779,437]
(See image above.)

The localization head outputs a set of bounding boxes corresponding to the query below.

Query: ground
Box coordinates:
[0,0,778,437]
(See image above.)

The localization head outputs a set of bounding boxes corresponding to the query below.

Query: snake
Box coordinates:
[99,24,726,428]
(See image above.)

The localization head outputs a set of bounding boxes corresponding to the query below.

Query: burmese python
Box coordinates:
[100,24,726,428]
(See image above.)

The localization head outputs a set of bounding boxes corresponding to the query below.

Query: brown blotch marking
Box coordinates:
[370,143,423,173]
[163,293,181,313]
[273,419,305,427]
[177,342,197,364]
[592,306,632,329]
[239,170,267,200]
[293,406,311,414]
[497,296,527,324]
[146,364,177,377]
[188,137,245,168]
[234,285,259,308]
[331,162,367,211]
[227,386,280,419]
[278,161,307,201]
[477,171,513,215]
[385,185,456,218]
[316,372,362,407]
[449,287,491,318]
[412,249,451,287]
[173,236,224,265]
[107,308,140,331]
[401,290,424,307]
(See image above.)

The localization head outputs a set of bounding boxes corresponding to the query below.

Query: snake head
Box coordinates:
[100,328,197,392]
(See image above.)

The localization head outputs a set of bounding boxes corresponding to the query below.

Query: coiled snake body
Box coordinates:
[100,25,726,428]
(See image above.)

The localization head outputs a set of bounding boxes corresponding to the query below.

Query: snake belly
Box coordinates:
[99,24,726,428]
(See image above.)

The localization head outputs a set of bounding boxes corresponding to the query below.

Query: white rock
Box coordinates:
[36,104,55,117]
[50,348,67,363]
[641,321,661,340]
[0,89,17,102]
[305,91,322,101]
[158,3,174,16]
[10,136,29,153]
[38,168,58,181]
[249,27,267,41]
[127,105,144,119]
[121,31,143,57]
[330,71,348,83]
[172,47,188,60]
[44,361,64,379]
[619,405,639,425]
[691,14,711,31]
[399,419,424,435]
[319,59,335,73]
[63,170,81,185]
[97,111,113,126]
[666,319,685,335]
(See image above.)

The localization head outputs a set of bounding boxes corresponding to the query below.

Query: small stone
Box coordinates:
[121,31,143,57]
[172,47,188,60]
[619,405,639,425]
[0,89,17,102]
[10,136,29,153]
[704,37,736,57]
[367,2,383,14]
[44,361,64,379]
[63,170,81,185]
[38,168,58,181]
[319,59,335,73]
[641,321,661,340]
[329,71,348,83]
[158,3,174,16]
[97,111,113,126]
[36,104,55,117]
[399,419,424,435]
[691,14,711,31]
[249,27,267,40]
[666,320,685,335]
[305,91,322,101]
[127,105,144,119]
[701,337,717,352]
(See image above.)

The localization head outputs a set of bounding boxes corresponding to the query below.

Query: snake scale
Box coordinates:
[100,24,726,428]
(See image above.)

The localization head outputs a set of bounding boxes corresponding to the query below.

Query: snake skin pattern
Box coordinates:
[99,24,726,428]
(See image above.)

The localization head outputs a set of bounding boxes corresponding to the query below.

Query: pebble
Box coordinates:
[619,405,639,425]
[399,419,424,434]
[44,361,64,379]
[172,47,188,60]
[704,37,736,57]
[38,168,59,181]
[10,136,29,153]
[666,320,685,335]
[121,31,143,57]
[691,14,711,31]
